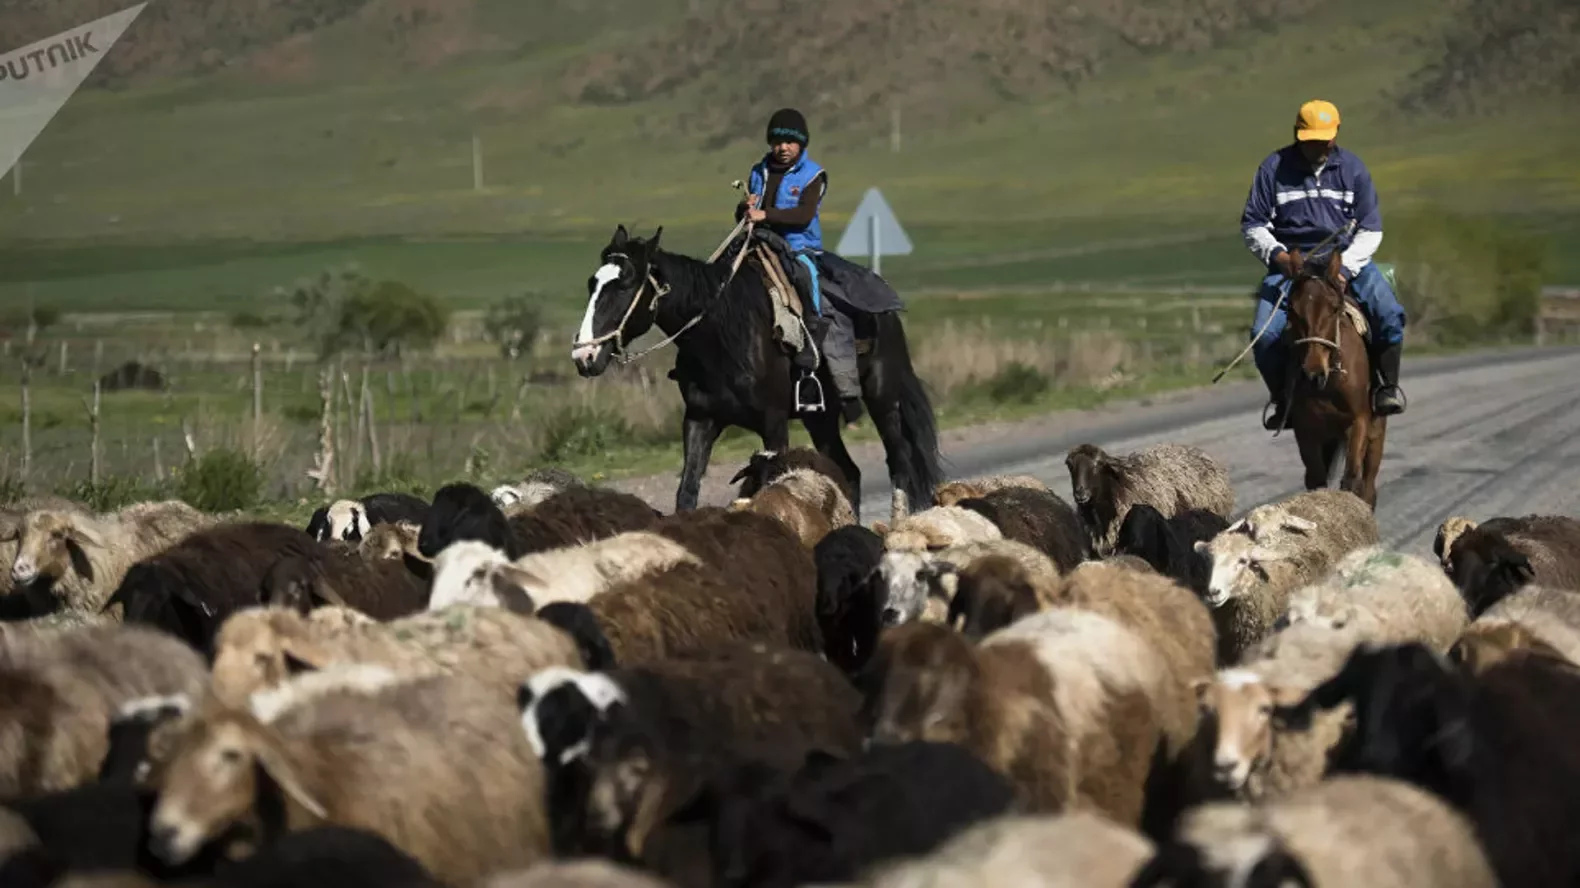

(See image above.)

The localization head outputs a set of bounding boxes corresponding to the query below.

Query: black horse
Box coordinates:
[571,225,944,516]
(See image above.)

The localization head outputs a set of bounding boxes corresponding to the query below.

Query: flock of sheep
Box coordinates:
[2,439,1580,887]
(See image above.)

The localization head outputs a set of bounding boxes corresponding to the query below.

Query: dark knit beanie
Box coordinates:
[766,108,809,146]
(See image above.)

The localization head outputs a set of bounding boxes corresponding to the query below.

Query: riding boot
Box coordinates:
[1261,367,1289,431]
[1370,341,1406,416]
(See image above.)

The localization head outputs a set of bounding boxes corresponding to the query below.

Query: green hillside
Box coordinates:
[0,0,1574,316]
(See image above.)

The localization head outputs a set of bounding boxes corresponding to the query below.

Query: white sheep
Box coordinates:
[208,604,584,707]
[864,812,1154,888]
[1196,489,1379,663]
[1279,545,1469,652]
[149,673,550,885]
[427,534,701,612]
[6,500,214,613]
[1144,775,1496,887]
[1450,583,1580,673]
[874,539,1055,627]
[1195,620,1362,802]
[877,505,1004,553]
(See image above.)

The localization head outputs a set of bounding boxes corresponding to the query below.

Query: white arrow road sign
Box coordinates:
[0,3,146,180]
[836,187,912,274]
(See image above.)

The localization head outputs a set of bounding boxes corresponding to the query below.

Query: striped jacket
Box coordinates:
[1240,144,1383,276]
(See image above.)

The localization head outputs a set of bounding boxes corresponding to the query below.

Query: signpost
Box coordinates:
[836,187,912,275]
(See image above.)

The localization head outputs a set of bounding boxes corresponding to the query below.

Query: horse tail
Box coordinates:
[884,315,946,506]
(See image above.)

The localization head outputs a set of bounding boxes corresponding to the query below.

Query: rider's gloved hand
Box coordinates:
[1272,250,1295,278]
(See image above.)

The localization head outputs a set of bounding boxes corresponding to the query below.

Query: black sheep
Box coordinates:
[1444,515,1580,616]
[1278,641,1580,888]
[305,491,430,542]
[261,548,429,621]
[955,486,1089,572]
[731,447,855,512]
[1112,503,1228,595]
[812,524,887,676]
[207,827,443,888]
[507,485,663,555]
[418,482,518,559]
[706,742,1019,888]
[102,522,321,657]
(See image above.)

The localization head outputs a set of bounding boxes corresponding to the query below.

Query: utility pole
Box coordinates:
[472,133,484,192]
[891,106,901,154]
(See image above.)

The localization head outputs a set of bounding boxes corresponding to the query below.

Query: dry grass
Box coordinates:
[914,319,1136,399]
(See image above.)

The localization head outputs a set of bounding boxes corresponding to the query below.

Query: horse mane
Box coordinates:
[650,245,775,382]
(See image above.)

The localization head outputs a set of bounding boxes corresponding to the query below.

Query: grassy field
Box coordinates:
[0,0,1571,515]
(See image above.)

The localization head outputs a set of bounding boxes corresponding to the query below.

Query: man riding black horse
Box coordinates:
[735,108,867,428]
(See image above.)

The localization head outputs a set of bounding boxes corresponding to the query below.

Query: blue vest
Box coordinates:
[748,152,825,252]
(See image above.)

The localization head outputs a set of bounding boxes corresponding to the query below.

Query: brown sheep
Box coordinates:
[148,674,549,886]
[260,547,429,620]
[1064,443,1235,555]
[1442,515,1580,616]
[0,623,208,797]
[728,482,835,549]
[933,475,1050,507]
[507,486,662,555]
[877,506,1003,553]
[952,486,1090,572]
[863,610,1172,826]
[209,604,584,709]
[7,501,215,614]
[731,447,856,510]
[357,520,423,562]
[0,494,76,607]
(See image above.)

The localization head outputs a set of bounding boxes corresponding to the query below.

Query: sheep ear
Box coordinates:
[253,737,329,820]
[69,521,108,549]
[277,635,333,673]
[66,538,97,583]
[1279,515,1317,535]
[492,565,540,614]
[1190,677,1212,703]
[1192,540,1209,555]
[871,522,890,537]
[0,521,18,543]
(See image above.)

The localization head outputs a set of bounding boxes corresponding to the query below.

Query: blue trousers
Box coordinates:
[794,252,822,316]
[1251,262,1407,394]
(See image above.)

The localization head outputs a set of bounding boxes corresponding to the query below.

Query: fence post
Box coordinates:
[19,361,31,482]
[152,437,164,481]
[251,342,263,460]
[364,379,382,477]
[312,363,337,493]
[86,380,102,486]
[58,340,68,375]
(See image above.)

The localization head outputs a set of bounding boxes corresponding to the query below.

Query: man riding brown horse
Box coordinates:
[1240,99,1408,431]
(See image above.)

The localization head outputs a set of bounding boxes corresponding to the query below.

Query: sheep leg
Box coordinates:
[676,412,723,512]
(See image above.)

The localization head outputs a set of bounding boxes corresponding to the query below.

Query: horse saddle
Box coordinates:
[1342,300,1370,341]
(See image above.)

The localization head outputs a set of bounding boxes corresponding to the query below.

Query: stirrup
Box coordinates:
[795,373,827,413]
[1262,400,1288,433]
[1372,385,1407,416]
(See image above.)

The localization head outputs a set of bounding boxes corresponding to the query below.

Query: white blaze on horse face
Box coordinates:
[572,263,623,363]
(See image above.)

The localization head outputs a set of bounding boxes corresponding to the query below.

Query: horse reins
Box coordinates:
[571,214,757,366]
[1210,219,1358,384]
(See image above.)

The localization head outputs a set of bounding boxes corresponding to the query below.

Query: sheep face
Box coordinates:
[1448,622,1566,675]
[491,485,526,508]
[864,623,976,748]
[1444,531,1534,615]
[328,500,371,542]
[1063,444,1110,509]
[518,667,627,766]
[1132,827,1310,888]
[150,714,326,866]
[1433,516,1477,570]
[8,510,102,588]
[211,613,329,707]
[1196,533,1288,609]
[427,541,534,612]
[876,551,953,627]
[1194,670,1305,795]
[358,521,421,562]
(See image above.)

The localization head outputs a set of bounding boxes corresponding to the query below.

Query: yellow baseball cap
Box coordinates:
[1295,99,1341,141]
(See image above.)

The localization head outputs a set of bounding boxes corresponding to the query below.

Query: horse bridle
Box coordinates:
[1291,278,1348,375]
[569,251,672,361]
[569,217,759,367]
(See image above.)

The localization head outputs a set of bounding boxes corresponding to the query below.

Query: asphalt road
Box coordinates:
[838,344,1580,558]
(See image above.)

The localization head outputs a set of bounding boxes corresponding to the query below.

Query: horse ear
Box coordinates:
[612,224,629,247]
[1325,249,1345,287]
[649,226,663,250]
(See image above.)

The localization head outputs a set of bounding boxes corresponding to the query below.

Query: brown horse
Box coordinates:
[1283,248,1386,509]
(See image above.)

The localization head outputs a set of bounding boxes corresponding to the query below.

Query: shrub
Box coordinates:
[1385,208,1550,345]
[62,475,169,512]
[177,448,263,512]
[540,404,639,463]
[983,360,1050,404]
[0,473,25,506]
